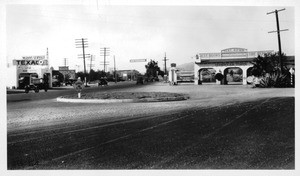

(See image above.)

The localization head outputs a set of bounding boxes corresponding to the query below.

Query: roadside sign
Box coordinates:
[130,59,147,63]
[74,79,83,92]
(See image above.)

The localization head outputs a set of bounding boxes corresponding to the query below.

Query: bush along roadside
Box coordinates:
[259,72,292,88]
[250,52,294,88]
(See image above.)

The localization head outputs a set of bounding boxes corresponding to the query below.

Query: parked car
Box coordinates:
[98,78,108,86]
[136,76,144,84]
[25,77,40,93]
[118,77,125,82]
[52,79,61,87]
[65,79,76,86]
[106,77,115,82]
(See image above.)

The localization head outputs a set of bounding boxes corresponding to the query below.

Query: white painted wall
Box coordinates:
[6,65,17,89]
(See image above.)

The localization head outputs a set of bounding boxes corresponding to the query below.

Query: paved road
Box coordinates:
[7,81,139,103]
[7,83,295,169]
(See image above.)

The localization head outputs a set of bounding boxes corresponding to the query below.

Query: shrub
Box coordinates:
[215,73,224,81]
[259,76,271,88]
[259,72,290,88]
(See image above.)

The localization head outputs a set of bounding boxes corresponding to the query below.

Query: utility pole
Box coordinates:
[114,55,117,83]
[267,8,288,71]
[75,38,89,87]
[88,55,95,83]
[63,58,68,66]
[100,47,110,74]
[89,55,94,73]
[162,52,168,75]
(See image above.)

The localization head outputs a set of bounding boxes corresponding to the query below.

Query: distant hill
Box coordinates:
[176,62,194,71]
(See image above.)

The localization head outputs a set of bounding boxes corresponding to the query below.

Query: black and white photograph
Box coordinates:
[1,0,298,176]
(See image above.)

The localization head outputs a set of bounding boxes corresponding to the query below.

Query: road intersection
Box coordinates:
[7,82,294,169]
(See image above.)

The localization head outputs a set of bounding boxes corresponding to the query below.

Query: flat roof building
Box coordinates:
[194,47,294,85]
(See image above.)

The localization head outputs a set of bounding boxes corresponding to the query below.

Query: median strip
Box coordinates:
[56,92,189,103]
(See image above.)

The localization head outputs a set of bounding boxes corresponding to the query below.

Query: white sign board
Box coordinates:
[130,59,147,63]
[13,55,48,66]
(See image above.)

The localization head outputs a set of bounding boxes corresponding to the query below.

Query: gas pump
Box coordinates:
[168,63,178,85]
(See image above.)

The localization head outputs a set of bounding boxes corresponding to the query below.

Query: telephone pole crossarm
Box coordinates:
[268,29,288,33]
[267,8,285,15]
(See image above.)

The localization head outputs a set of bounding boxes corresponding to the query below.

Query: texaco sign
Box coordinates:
[13,55,48,66]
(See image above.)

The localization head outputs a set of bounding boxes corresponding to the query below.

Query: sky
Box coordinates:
[5,1,296,74]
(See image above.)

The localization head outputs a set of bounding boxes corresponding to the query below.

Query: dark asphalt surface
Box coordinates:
[7,81,139,103]
[7,96,294,169]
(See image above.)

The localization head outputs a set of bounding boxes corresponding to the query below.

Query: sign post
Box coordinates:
[74,77,84,98]
[289,68,294,87]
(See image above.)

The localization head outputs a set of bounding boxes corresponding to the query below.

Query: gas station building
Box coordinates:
[10,55,52,89]
[194,48,295,85]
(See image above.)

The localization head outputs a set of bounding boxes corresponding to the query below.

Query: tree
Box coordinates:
[76,72,87,81]
[250,52,291,88]
[250,52,288,77]
[145,60,162,78]
[89,69,98,82]
[158,70,165,77]
[96,70,106,79]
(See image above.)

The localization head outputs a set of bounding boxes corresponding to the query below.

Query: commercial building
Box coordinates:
[194,47,295,85]
[57,66,76,80]
[115,69,140,81]
[11,55,52,89]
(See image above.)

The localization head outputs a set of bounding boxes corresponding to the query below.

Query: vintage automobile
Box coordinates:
[136,76,144,84]
[25,78,40,93]
[52,78,61,87]
[22,73,49,93]
[98,78,108,86]
[65,79,76,86]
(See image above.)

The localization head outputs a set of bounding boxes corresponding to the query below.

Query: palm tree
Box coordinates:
[250,52,287,76]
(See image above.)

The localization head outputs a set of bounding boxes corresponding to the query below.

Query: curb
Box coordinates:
[56,97,134,103]
[56,96,188,103]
